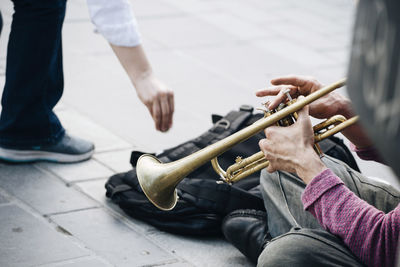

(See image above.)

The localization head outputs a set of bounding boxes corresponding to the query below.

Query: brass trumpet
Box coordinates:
[137,78,358,211]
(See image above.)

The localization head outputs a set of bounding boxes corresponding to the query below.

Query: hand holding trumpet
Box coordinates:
[256,75,372,184]
[258,98,327,184]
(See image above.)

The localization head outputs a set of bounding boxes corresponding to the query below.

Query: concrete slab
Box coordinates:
[130,0,183,19]
[0,164,98,215]
[261,20,349,52]
[0,57,5,76]
[0,190,8,204]
[146,231,253,267]
[253,39,334,69]
[196,11,273,41]
[51,208,181,267]
[162,0,222,14]
[35,159,114,183]
[75,178,252,266]
[65,0,91,22]
[74,178,156,234]
[0,18,10,61]
[94,149,134,174]
[0,205,89,267]
[56,109,133,153]
[215,0,299,25]
[139,15,237,48]
[41,257,112,267]
[180,41,309,90]
[63,21,112,55]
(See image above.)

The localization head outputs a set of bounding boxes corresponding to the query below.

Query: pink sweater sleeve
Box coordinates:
[301,169,400,267]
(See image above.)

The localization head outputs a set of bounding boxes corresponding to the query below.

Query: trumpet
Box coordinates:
[137,78,358,211]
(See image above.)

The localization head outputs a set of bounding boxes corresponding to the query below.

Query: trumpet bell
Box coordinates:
[136,154,178,211]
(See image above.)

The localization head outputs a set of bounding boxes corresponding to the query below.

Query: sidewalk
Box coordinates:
[0,0,398,266]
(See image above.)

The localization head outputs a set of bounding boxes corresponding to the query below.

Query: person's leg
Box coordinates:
[0,0,66,147]
[257,228,364,267]
[0,0,94,163]
[0,10,3,36]
[261,154,400,238]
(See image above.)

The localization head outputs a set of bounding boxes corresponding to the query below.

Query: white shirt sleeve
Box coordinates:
[86,0,141,47]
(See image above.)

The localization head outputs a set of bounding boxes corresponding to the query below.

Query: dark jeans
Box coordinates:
[0,0,67,147]
[0,10,3,36]
[258,155,400,266]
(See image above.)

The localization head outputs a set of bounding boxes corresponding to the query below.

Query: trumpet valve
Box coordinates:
[258,101,273,118]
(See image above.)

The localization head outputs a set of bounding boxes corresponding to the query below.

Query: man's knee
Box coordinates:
[257,232,313,267]
[257,229,363,267]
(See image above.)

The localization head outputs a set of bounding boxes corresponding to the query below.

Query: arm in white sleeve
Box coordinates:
[86,0,141,47]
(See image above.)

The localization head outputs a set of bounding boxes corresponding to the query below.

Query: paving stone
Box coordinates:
[163,0,222,13]
[56,109,133,153]
[65,0,91,22]
[63,21,112,55]
[0,57,5,76]
[0,191,8,204]
[181,41,309,90]
[76,177,245,267]
[254,39,333,69]
[197,11,272,41]
[94,149,134,173]
[44,257,112,267]
[51,208,180,267]
[35,159,114,183]
[139,15,238,48]
[0,205,89,267]
[147,231,253,267]
[74,179,109,206]
[0,21,11,61]
[75,179,250,266]
[262,20,347,52]
[130,0,183,19]
[216,0,294,25]
[0,164,97,215]
[74,178,155,234]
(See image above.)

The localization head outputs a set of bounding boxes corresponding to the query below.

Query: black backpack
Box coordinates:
[105,105,359,236]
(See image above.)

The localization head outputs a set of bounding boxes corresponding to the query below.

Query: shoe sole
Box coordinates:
[0,147,94,163]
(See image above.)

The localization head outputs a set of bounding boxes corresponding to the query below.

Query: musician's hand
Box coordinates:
[135,73,174,132]
[256,75,352,120]
[258,99,327,184]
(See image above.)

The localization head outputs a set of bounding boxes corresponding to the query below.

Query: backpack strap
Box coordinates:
[194,105,254,148]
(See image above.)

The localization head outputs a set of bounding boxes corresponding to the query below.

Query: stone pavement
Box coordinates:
[0,0,399,266]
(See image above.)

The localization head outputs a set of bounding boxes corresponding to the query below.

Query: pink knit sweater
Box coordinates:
[301,149,400,266]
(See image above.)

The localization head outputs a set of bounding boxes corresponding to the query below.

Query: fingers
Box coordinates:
[152,90,174,132]
[255,86,282,97]
[271,75,309,87]
[256,85,297,110]
[168,91,174,129]
[259,138,276,173]
[268,86,297,110]
[295,96,309,120]
[152,99,162,131]
[160,91,174,132]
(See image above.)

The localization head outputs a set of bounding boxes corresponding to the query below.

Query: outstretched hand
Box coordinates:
[258,99,327,184]
[135,73,174,132]
[256,75,352,120]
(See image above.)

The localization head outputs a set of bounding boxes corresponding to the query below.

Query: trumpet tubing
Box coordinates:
[137,78,350,211]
